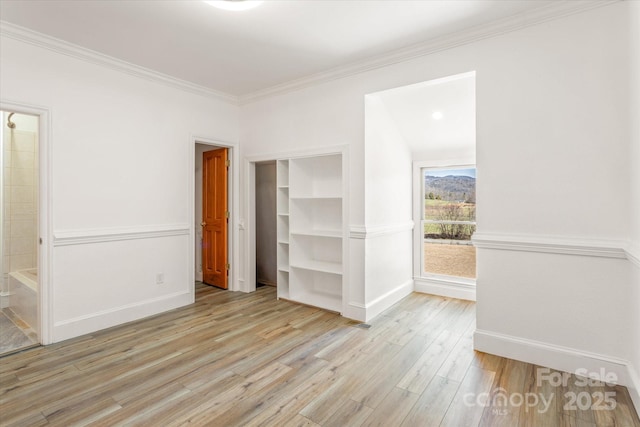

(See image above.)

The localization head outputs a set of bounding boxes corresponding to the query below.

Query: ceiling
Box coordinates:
[374,73,475,155]
[0,1,592,98]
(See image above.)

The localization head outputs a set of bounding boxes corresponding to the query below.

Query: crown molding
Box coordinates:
[239,0,619,104]
[1,1,619,106]
[0,21,238,105]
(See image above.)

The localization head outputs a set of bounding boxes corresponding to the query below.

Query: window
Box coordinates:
[421,167,476,279]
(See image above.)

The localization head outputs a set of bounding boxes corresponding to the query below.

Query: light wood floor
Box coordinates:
[1,284,638,426]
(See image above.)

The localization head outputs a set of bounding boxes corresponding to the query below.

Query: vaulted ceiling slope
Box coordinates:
[0,0,615,102]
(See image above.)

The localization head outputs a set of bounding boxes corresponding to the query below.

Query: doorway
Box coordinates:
[194,142,232,291]
[0,110,40,355]
[364,71,477,301]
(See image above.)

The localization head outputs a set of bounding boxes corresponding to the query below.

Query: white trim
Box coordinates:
[414,276,476,301]
[246,160,257,294]
[0,21,237,104]
[472,233,628,259]
[626,244,640,269]
[364,279,414,322]
[1,2,617,106]
[53,224,189,246]
[52,291,191,342]
[0,100,53,345]
[239,1,617,104]
[245,144,349,164]
[628,363,640,418]
[343,302,366,322]
[349,222,414,239]
[474,329,634,387]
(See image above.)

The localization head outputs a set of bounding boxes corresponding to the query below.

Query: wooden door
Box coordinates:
[202,148,228,289]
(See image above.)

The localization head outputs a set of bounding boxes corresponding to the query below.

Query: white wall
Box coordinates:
[362,95,413,314]
[627,0,640,410]
[470,1,634,386]
[241,1,639,395]
[0,35,239,342]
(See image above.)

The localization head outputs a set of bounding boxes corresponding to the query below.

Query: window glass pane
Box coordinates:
[424,167,476,224]
[423,222,477,240]
[424,242,476,279]
[423,167,476,279]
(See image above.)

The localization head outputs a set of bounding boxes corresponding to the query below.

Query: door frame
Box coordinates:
[189,135,239,293]
[0,100,52,345]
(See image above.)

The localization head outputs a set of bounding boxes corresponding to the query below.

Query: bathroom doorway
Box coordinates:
[0,110,40,355]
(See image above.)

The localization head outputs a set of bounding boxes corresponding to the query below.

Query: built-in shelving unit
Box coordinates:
[276,159,291,300]
[276,153,343,313]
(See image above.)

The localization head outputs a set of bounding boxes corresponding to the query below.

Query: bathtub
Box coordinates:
[9,268,38,333]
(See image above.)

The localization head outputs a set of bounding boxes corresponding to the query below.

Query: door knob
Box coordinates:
[201,221,207,227]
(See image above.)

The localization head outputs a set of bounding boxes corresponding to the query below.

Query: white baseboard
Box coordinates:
[414,277,476,301]
[628,363,640,418]
[364,279,414,322]
[474,329,633,387]
[343,302,366,322]
[52,291,193,342]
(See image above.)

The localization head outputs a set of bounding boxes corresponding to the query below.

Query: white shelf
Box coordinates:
[290,195,342,200]
[277,270,290,300]
[277,215,289,243]
[289,154,342,199]
[277,159,290,300]
[290,291,341,313]
[278,153,343,314]
[291,229,342,238]
[290,267,342,312]
[290,198,341,233]
[290,260,342,275]
[277,159,290,187]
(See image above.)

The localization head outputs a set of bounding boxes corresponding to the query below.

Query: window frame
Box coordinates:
[412,160,477,285]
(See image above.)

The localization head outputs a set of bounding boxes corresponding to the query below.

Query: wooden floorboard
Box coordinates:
[1,283,638,427]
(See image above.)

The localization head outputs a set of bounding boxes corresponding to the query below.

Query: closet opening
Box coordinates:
[247,149,346,314]
[255,161,277,289]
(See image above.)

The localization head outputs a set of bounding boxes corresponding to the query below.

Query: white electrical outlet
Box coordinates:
[156,273,164,285]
